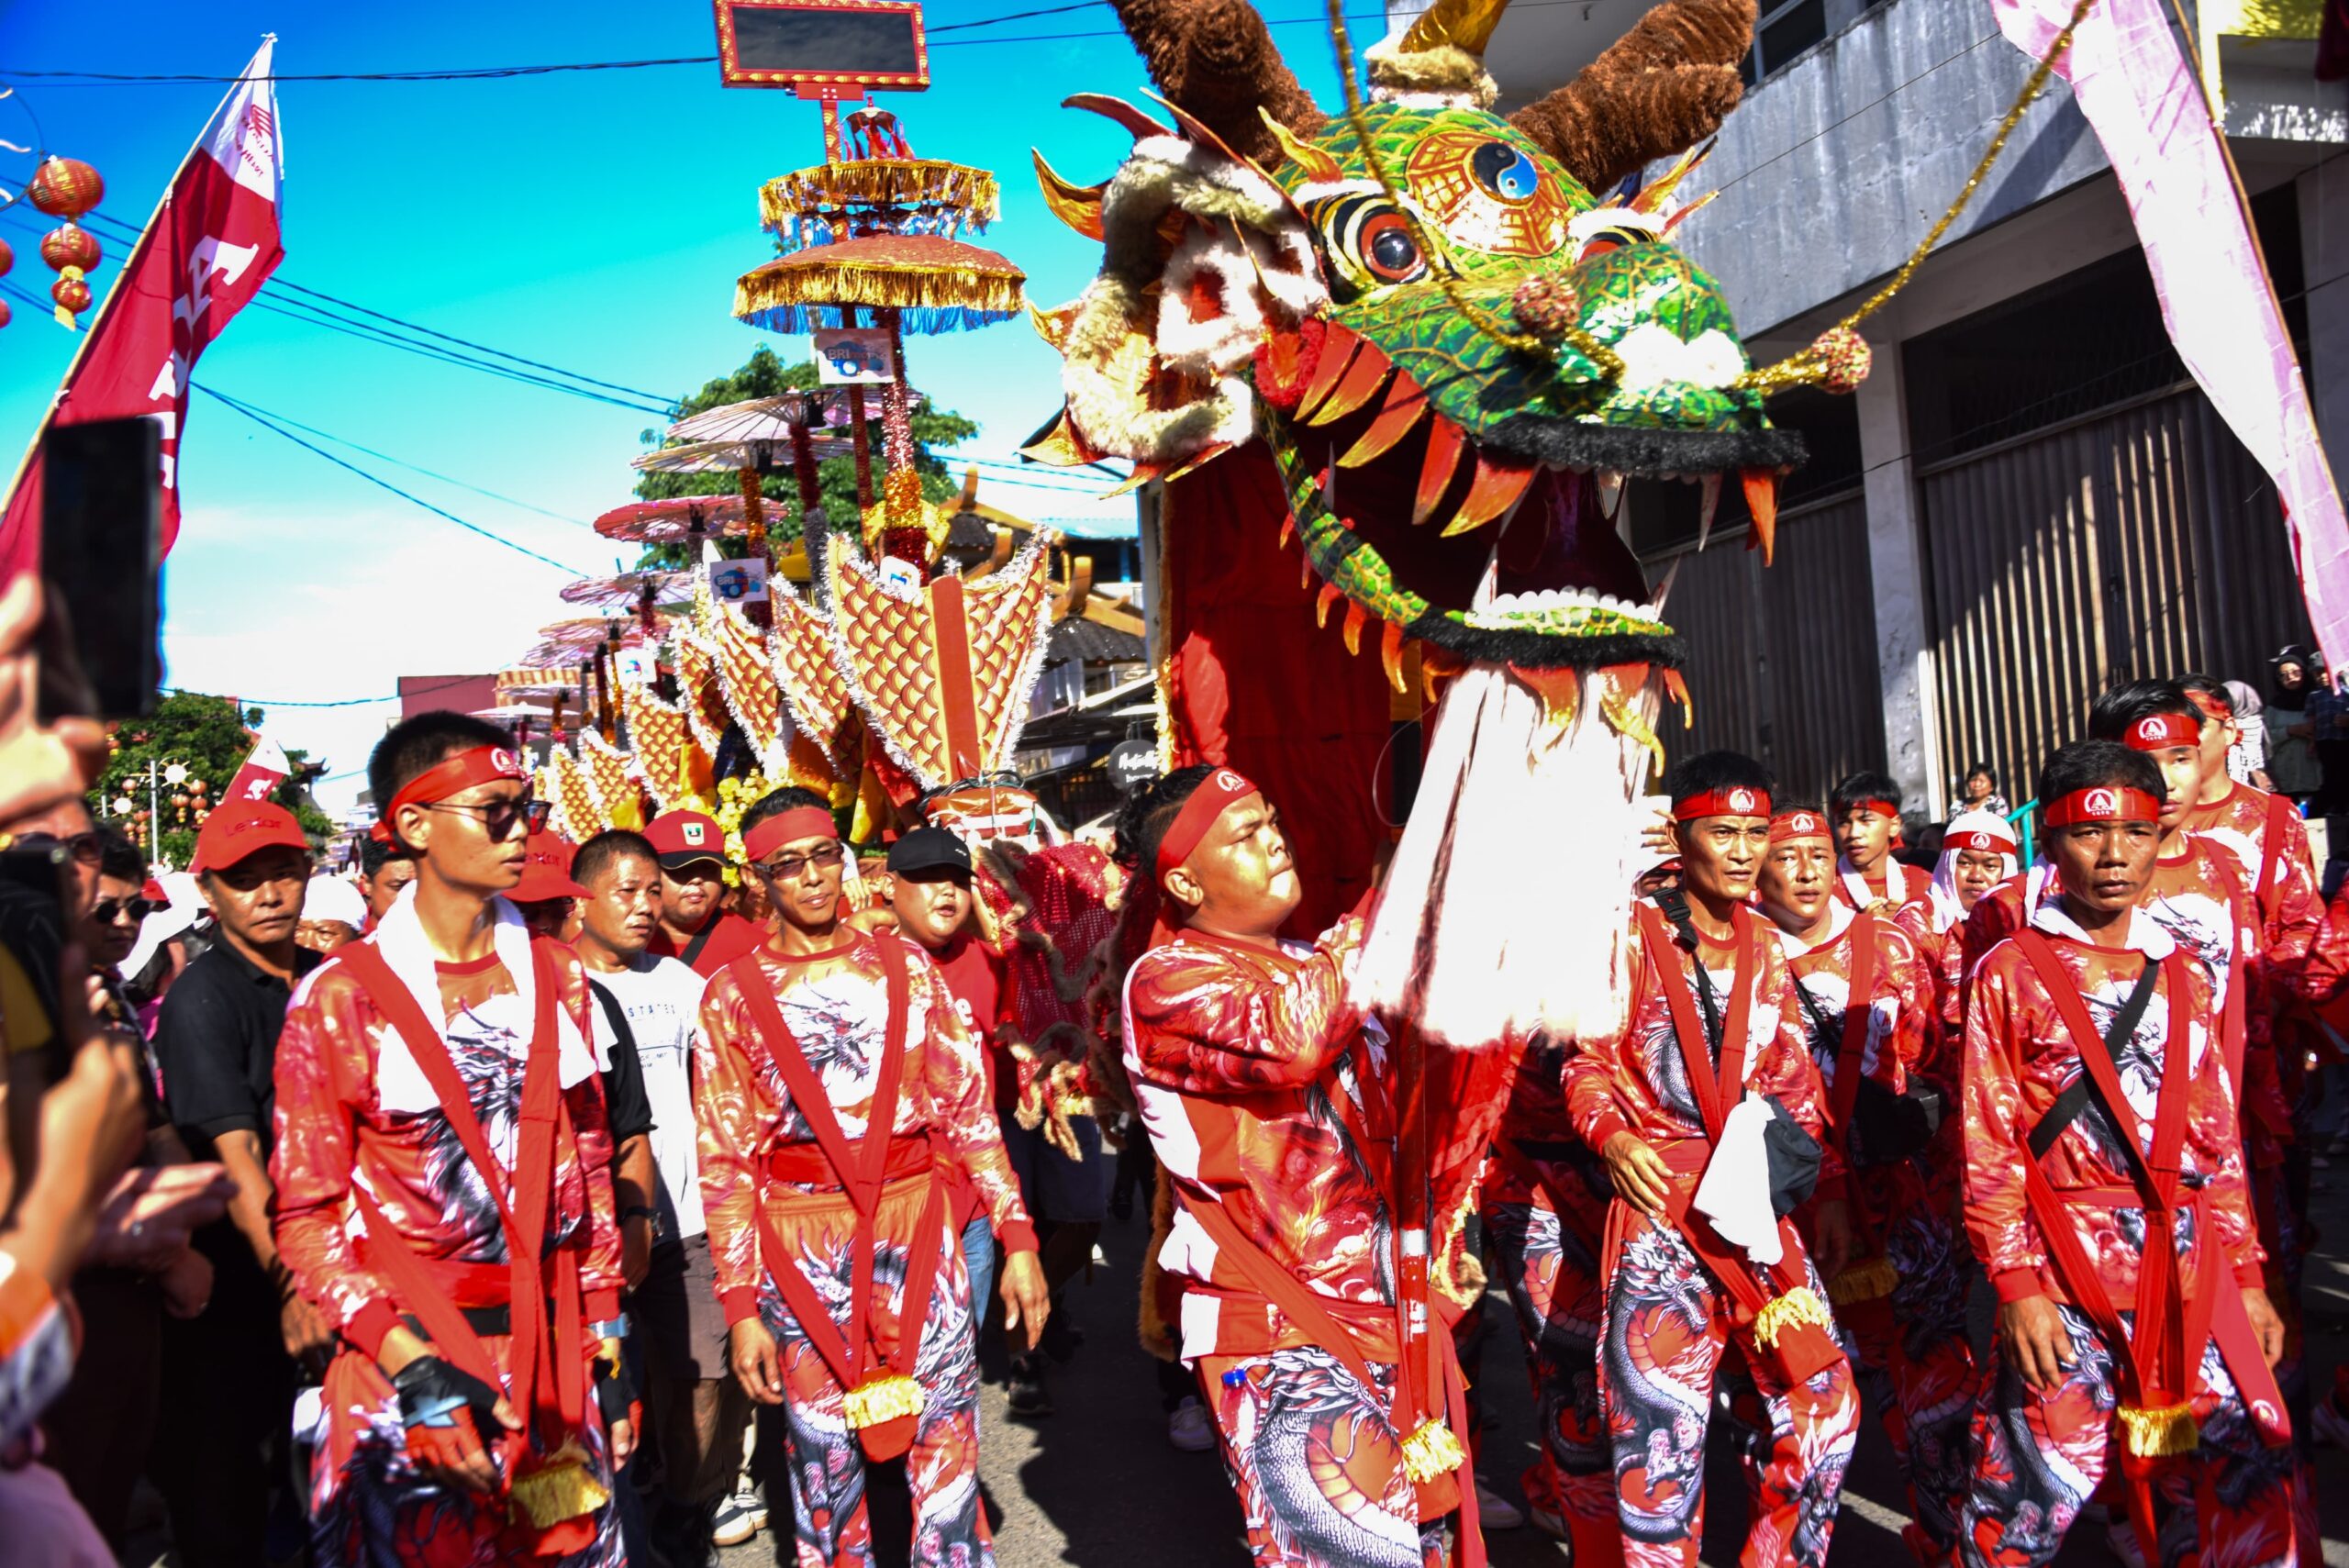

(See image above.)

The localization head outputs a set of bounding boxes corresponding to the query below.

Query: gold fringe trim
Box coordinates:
[1751,1285,1832,1350]
[1827,1256,1899,1307]
[842,1373,926,1429]
[2117,1401,2199,1458]
[507,1442,610,1529]
[734,259,1025,321]
[762,160,1001,227]
[1399,1418,1467,1484]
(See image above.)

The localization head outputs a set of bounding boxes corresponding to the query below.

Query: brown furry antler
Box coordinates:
[1103,0,1326,165]
[1509,0,1757,195]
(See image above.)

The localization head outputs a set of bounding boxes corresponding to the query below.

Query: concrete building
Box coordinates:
[1392,0,2346,815]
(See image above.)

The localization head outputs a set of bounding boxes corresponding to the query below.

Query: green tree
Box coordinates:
[631,345,979,568]
[91,692,334,870]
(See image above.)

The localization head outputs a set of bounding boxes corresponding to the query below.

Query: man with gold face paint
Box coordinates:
[1112,764,1480,1568]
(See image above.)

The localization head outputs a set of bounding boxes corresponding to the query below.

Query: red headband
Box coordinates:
[744,806,839,864]
[1134,768,1260,954]
[1156,769,1258,878]
[1947,828,2017,853]
[1846,797,1899,820]
[372,746,529,844]
[1674,785,1770,822]
[2044,786,2162,826]
[2123,712,2202,751]
[2186,689,2233,723]
[1768,810,1830,844]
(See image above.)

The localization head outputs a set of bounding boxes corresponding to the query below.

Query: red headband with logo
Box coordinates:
[744,807,840,865]
[1946,827,2018,853]
[1768,810,1831,844]
[1128,768,1261,953]
[2045,786,2162,826]
[2123,712,2202,751]
[373,746,529,844]
[1674,785,1771,821]
[2186,689,2233,723]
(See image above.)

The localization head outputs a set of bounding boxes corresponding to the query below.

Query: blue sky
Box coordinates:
[0,2,1361,812]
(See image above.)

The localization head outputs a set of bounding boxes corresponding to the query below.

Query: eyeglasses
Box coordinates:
[753,844,847,881]
[421,797,551,840]
[93,895,162,925]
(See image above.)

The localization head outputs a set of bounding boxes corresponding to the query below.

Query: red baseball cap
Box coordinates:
[644,809,728,870]
[192,804,310,875]
[514,829,584,901]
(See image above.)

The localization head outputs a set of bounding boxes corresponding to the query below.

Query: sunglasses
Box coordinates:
[17,830,103,869]
[421,797,553,840]
[93,895,162,924]
[753,844,847,881]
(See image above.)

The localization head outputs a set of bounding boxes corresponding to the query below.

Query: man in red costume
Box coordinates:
[1953,740,2291,1568]
[272,712,637,1566]
[1830,773,1931,913]
[1117,764,1480,1568]
[694,786,1046,1568]
[645,808,763,978]
[1754,806,1973,1560]
[1563,751,1858,1568]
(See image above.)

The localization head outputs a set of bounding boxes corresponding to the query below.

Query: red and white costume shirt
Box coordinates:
[1776,904,1935,1102]
[1562,909,1843,1197]
[1834,857,1932,913]
[694,931,1034,1326]
[1960,903,2261,1307]
[272,906,626,1355]
[2184,783,2321,984]
[1121,918,1394,1362]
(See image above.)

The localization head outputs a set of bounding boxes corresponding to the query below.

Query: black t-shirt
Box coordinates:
[153,938,321,1160]
[587,978,656,1144]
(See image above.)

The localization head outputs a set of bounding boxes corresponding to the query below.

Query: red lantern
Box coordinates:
[27,157,103,219]
[0,301,13,331]
[39,225,99,275]
[50,275,91,317]
[0,239,13,279]
[188,777,208,795]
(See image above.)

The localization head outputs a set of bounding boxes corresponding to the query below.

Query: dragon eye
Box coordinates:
[1360,213,1425,282]
[1470,141,1542,205]
[1306,193,1442,299]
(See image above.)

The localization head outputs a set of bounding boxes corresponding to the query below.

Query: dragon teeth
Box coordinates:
[1696,473,1721,551]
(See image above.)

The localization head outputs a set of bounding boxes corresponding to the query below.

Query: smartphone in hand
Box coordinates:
[39,415,161,723]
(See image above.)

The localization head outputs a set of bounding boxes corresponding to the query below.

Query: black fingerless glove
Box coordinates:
[593,1351,637,1427]
[391,1353,505,1432]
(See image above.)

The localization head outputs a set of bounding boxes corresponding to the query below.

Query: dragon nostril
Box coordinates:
[1511,273,1581,342]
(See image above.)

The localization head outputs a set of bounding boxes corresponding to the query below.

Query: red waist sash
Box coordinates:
[764,1132,934,1187]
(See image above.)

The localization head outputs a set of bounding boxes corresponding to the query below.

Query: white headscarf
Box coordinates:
[1929,808,2021,932]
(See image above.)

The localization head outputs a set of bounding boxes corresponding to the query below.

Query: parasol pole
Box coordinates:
[848,384,875,508]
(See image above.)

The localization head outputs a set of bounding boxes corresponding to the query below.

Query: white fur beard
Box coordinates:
[1354,663,1656,1049]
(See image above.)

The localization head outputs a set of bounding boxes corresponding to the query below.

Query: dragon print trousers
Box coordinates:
[1954,1303,2297,1568]
[1485,1194,1618,1568]
[1823,1183,1981,1561]
[756,1199,989,1568]
[1197,1344,1451,1568]
[1599,1208,1859,1568]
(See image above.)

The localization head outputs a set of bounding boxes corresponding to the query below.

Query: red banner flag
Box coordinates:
[223,731,291,807]
[0,37,284,583]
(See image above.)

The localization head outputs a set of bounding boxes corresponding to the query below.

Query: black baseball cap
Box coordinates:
[886,826,971,878]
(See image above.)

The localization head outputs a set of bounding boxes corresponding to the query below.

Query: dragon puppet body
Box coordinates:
[1030,0,1865,1051]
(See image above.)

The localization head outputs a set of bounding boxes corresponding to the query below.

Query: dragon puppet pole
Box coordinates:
[791,413,831,610]
[848,384,875,509]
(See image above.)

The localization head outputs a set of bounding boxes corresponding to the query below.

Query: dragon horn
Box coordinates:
[1509,0,1756,195]
[1098,0,1324,167]
[1397,0,1513,55]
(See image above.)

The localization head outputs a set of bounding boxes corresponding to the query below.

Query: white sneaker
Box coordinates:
[1167,1396,1215,1452]
[1475,1480,1525,1530]
[1528,1502,1566,1540]
[711,1481,766,1547]
[2314,1397,2349,1449]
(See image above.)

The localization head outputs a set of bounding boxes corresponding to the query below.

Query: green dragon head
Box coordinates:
[1029,0,1866,671]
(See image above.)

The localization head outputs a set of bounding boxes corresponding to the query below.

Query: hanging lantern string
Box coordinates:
[1735,0,2099,395]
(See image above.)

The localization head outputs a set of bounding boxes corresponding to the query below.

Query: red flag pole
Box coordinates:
[0,36,278,517]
